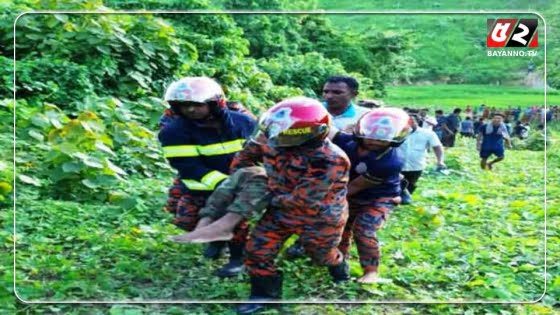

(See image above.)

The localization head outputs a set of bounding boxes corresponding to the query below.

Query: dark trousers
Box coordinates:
[401,171,423,194]
[442,130,457,147]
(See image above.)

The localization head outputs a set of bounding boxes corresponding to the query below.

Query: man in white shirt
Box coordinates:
[322,76,370,131]
[397,115,445,204]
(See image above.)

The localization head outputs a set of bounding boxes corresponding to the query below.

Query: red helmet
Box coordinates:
[253,97,331,148]
[354,108,412,144]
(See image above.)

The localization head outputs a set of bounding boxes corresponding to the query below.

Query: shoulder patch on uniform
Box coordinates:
[355,162,368,174]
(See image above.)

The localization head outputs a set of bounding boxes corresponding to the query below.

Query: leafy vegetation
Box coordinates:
[0,0,557,314]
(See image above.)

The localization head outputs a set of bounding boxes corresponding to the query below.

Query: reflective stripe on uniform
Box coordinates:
[182,170,229,191]
[182,179,213,191]
[198,139,245,156]
[163,139,245,158]
[201,170,229,190]
[162,145,199,158]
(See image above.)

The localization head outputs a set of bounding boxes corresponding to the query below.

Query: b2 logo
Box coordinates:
[487,18,538,48]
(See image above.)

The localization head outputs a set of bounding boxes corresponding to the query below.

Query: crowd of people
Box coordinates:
[156,75,551,314]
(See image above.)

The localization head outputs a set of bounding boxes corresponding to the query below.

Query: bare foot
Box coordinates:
[168,232,192,244]
[185,228,234,243]
[169,212,242,244]
[487,163,493,170]
[168,228,234,244]
[357,271,380,284]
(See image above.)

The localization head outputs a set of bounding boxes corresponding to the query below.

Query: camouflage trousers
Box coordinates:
[338,198,396,273]
[245,205,348,277]
[198,166,270,220]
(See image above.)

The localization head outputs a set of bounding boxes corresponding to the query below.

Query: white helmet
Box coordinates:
[164,77,226,106]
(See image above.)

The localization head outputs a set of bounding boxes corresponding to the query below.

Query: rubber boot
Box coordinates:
[203,240,226,260]
[215,242,245,278]
[401,188,412,205]
[328,259,350,283]
[236,273,283,314]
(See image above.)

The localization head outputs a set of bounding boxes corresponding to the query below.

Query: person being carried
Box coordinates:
[477,113,512,171]
[170,165,269,244]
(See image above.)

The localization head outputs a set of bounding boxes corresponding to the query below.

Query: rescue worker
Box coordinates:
[233,97,352,314]
[285,75,370,258]
[159,76,256,277]
[332,108,411,283]
[160,95,254,232]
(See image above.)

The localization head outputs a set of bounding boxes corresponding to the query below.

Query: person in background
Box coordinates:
[523,107,533,123]
[465,105,473,118]
[322,75,370,131]
[421,115,438,131]
[398,114,445,204]
[460,116,475,138]
[540,106,547,125]
[434,110,446,140]
[473,116,484,133]
[513,120,530,139]
[441,108,462,147]
[512,106,521,122]
[476,113,512,171]
[504,119,513,136]
[482,105,490,120]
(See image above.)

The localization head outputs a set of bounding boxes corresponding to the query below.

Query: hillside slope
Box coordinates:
[317,0,551,84]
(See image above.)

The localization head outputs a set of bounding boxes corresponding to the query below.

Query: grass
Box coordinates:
[3,123,558,314]
[384,84,559,109]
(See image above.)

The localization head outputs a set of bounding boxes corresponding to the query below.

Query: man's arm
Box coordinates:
[476,133,482,151]
[347,175,382,197]
[502,129,513,149]
[442,121,453,134]
[432,145,445,167]
[428,130,445,167]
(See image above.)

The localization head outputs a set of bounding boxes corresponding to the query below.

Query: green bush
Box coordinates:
[5,4,197,104]
[15,98,168,200]
[259,52,349,97]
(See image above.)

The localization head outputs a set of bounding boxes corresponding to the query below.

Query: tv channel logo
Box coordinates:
[487,18,538,48]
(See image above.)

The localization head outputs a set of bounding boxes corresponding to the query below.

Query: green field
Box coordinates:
[317,0,552,84]
[385,84,559,109]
